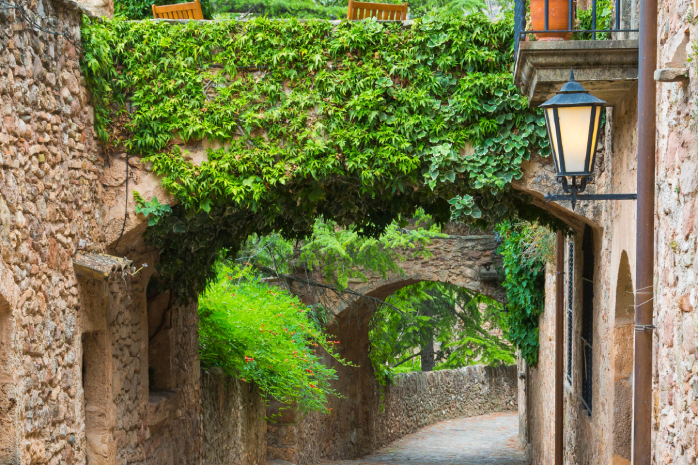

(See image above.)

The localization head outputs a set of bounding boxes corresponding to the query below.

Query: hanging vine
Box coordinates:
[81,13,562,301]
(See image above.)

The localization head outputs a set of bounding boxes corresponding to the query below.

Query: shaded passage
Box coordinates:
[320,412,528,465]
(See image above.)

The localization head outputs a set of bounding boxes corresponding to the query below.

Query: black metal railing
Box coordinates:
[514,0,639,56]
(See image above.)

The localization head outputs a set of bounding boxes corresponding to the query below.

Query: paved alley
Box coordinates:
[320,411,528,465]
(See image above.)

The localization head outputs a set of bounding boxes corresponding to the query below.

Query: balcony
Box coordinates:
[513,0,639,107]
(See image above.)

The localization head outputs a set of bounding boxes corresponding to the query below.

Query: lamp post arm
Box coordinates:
[544,193,638,202]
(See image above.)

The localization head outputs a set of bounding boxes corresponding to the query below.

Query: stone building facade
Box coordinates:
[0,1,203,464]
[5,0,697,461]
[515,0,698,463]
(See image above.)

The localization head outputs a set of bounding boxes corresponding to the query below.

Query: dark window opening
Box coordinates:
[580,225,594,415]
[147,277,174,393]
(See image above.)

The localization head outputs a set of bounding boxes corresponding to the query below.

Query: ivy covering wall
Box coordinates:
[81,14,559,301]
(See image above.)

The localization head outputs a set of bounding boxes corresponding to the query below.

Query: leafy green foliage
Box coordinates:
[369,281,514,383]
[134,193,172,226]
[408,0,512,19]
[239,211,442,288]
[574,0,612,39]
[199,263,348,412]
[115,0,214,20]
[299,215,444,290]
[81,14,559,301]
[209,0,510,20]
[495,220,554,365]
[211,0,346,19]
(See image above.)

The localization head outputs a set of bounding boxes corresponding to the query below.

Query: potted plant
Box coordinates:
[530,0,575,40]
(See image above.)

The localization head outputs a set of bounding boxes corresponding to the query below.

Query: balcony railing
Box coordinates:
[513,0,639,56]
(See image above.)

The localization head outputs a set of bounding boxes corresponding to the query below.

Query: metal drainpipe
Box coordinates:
[555,231,564,465]
[632,0,657,458]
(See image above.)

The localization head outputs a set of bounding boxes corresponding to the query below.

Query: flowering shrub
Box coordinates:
[198,264,349,412]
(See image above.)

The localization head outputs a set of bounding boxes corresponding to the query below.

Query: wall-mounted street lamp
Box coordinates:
[542,70,637,209]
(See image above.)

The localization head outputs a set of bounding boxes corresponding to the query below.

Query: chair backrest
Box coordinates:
[347,0,407,20]
[152,0,204,19]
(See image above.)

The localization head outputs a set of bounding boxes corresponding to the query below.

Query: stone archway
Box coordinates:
[339,234,506,306]
[266,233,509,463]
[611,251,634,465]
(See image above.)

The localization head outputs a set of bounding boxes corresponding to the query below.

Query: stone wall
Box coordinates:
[0,1,204,464]
[372,365,518,444]
[0,0,107,462]
[524,80,640,465]
[201,368,266,465]
[268,365,518,465]
[652,0,698,461]
[521,0,698,460]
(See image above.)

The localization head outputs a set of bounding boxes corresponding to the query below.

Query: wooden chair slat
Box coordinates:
[347,1,407,20]
[152,0,204,20]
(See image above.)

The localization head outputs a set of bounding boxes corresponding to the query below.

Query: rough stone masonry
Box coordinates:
[0,0,204,464]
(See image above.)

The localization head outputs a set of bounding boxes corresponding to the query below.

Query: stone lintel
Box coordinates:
[514,40,639,107]
[73,252,132,281]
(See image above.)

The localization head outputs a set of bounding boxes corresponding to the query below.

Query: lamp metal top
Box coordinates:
[539,69,607,108]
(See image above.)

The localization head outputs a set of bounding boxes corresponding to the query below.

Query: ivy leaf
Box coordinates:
[200,198,213,213]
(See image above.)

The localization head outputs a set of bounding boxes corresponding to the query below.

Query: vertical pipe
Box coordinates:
[555,231,564,465]
[591,0,597,39]
[632,0,657,456]
[568,0,573,34]
[545,0,549,30]
[615,0,620,34]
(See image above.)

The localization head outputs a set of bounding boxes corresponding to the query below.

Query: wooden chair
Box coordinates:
[152,0,204,19]
[347,0,408,20]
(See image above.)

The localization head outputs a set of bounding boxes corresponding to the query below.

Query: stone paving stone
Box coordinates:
[319,411,528,465]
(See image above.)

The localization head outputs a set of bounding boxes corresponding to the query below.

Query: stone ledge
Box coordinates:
[514,39,639,107]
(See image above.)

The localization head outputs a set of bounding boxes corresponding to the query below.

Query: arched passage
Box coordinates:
[330,279,507,457]
[612,251,634,464]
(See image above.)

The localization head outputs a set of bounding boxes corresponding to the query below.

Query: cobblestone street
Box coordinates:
[319,412,528,465]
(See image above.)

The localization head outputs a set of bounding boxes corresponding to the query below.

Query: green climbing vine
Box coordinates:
[81,14,561,301]
[495,220,555,365]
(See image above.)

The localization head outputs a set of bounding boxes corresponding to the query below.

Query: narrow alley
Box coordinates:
[319,412,527,465]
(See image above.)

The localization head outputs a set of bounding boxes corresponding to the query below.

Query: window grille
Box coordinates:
[567,239,573,384]
[580,225,594,415]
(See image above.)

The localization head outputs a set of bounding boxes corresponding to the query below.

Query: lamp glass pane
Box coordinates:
[558,106,593,174]
[587,107,601,172]
[546,108,562,171]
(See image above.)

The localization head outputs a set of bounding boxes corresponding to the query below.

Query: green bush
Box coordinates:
[574,0,612,40]
[198,264,348,412]
[210,0,346,19]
